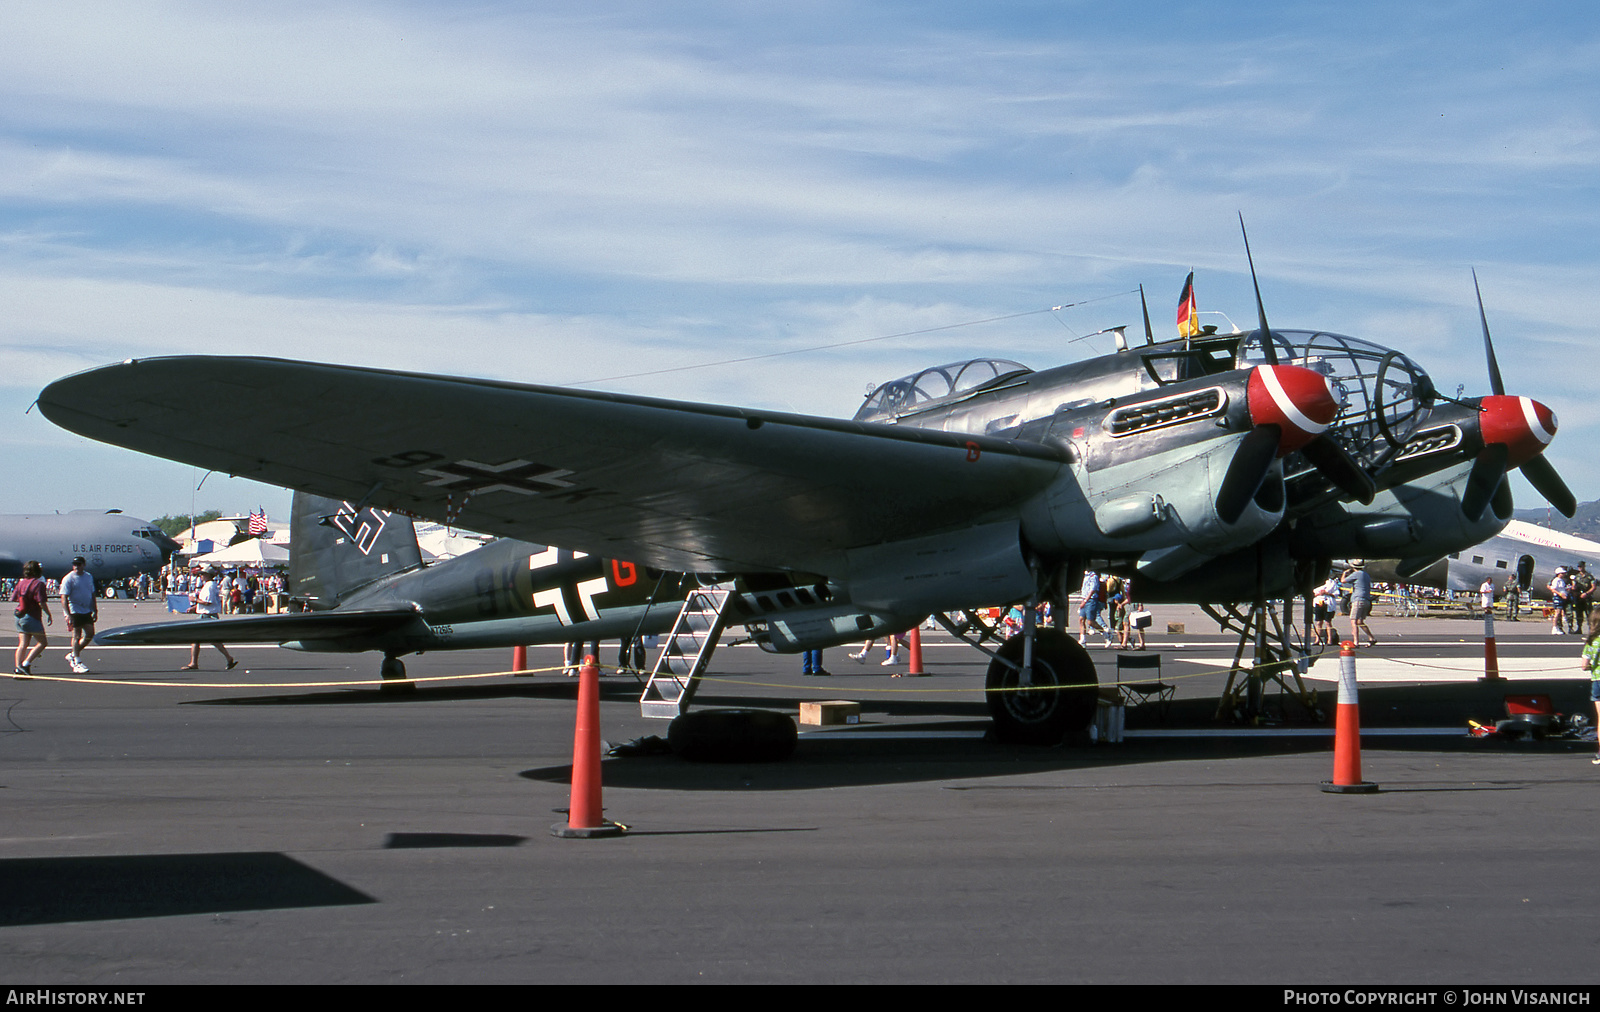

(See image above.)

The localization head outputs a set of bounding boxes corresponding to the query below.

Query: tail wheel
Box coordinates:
[985,628,1097,744]
[380,655,415,694]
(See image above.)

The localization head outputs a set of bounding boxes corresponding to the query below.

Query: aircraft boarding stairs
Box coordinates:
[639,583,737,718]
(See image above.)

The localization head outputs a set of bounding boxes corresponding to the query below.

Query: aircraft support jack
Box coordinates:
[1203,601,1322,723]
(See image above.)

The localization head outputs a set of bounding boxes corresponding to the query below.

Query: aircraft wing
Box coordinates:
[96,609,419,647]
[40,357,1066,575]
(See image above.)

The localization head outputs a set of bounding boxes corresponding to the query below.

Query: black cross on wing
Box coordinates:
[416,458,577,496]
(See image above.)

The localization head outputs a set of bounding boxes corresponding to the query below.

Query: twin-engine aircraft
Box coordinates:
[39,238,1573,742]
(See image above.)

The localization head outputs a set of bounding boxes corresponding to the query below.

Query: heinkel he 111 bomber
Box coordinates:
[39,228,1574,742]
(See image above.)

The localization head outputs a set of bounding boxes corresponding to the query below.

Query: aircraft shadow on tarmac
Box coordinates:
[168,676,1595,791]
[383,832,526,849]
[0,853,375,926]
[519,679,1596,792]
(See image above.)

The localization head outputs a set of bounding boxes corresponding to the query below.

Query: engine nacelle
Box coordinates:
[741,605,923,653]
[1021,425,1286,580]
[1290,459,1510,565]
[734,520,1035,653]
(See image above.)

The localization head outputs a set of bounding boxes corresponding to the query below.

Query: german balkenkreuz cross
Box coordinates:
[416,458,577,496]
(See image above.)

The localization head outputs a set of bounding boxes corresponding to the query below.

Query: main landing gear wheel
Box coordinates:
[985,628,1097,744]
[380,655,415,694]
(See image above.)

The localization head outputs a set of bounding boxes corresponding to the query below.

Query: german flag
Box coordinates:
[1176,271,1199,338]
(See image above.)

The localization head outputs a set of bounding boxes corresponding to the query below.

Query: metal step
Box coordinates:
[639,583,735,719]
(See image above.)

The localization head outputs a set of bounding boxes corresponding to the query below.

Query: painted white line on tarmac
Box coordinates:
[1127,727,1467,738]
[1178,655,1584,682]
[802,726,1472,740]
[802,729,988,740]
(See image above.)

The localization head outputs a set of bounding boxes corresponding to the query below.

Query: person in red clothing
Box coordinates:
[12,560,53,677]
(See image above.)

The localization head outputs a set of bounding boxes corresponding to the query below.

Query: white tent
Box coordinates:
[191,538,290,567]
[414,523,492,561]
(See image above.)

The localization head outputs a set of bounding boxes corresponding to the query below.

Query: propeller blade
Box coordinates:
[1491,473,1514,520]
[1472,269,1505,397]
[1519,454,1577,518]
[1239,213,1278,366]
[1217,424,1282,525]
[1461,443,1509,522]
[1299,435,1377,505]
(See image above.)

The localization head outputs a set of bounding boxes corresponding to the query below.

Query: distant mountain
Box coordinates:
[1512,500,1600,540]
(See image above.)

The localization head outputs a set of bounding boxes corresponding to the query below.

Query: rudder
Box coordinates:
[289,493,423,609]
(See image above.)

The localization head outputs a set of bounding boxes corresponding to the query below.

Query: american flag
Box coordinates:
[248,509,267,536]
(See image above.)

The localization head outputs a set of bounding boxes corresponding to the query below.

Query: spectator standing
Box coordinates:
[1312,575,1340,647]
[802,648,830,677]
[1550,568,1570,636]
[1342,562,1377,647]
[12,560,51,677]
[1571,562,1595,636]
[1583,615,1600,765]
[60,556,98,674]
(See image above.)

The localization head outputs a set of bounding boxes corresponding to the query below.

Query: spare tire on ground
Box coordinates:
[668,708,798,763]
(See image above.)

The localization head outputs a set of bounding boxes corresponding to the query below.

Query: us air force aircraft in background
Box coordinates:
[0,510,180,581]
[41,230,1576,742]
[1379,519,1600,600]
[101,493,696,681]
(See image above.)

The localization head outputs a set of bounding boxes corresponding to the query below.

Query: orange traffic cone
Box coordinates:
[1321,640,1378,794]
[512,644,528,675]
[1480,609,1501,682]
[551,653,625,837]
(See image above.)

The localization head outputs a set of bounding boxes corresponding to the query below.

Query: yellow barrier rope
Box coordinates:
[10,663,571,690]
[15,651,1575,695]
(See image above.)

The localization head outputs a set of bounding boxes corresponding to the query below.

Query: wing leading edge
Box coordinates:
[41,357,1065,576]
[96,609,419,647]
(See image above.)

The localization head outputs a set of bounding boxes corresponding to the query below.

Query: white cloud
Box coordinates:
[1,0,1598,513]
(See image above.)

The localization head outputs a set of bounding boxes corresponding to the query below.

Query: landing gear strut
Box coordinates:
[936,609,1098,744]
[985,628,1098,744]
[1202,600,1322,723]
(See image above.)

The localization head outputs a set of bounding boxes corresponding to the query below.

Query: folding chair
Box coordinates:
[1116,652,1173,721]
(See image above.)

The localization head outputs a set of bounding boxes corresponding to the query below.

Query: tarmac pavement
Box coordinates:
[1,600,1597,984]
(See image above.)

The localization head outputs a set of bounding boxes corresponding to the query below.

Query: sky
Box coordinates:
[1,1,1596,523]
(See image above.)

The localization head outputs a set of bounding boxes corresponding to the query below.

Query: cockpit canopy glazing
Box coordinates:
[854,359,1032,424]
[1239,329,1434,467]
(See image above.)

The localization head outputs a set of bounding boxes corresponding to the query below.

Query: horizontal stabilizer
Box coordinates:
[97,609,419,647]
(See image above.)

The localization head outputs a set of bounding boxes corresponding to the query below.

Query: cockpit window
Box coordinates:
[854,359,1031,423]
[1237,329,1434,468]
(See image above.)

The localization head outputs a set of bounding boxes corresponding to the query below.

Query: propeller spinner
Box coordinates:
[1217,362,1343,525]
[1224,216,1379,520]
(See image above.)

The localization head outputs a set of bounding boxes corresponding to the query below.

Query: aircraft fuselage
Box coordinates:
[286,537,696,655]
[0,510,175,581]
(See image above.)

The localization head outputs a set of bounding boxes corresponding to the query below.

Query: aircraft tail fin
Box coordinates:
[289,493,424,608]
